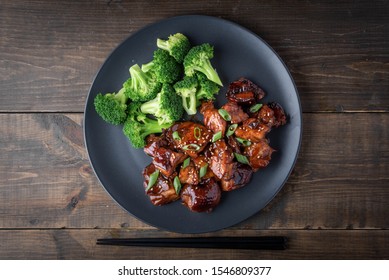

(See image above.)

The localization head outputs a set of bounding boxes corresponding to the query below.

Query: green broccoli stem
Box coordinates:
[141,61,154,73]
[129,64,148,90]
[182,93,197,115]
[141,118,171,138]
[156,39,169,51]
[114,88,128,104]
[193,60,223,86]
[196,89,207,103]
[140,96,159,115]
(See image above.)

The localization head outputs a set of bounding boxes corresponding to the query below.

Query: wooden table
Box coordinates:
[1,0,388,259]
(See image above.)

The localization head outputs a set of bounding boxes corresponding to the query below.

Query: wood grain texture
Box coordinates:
[1,0,389,260]
[0,229,387,259]
[1,113,388,230]
[1,0,388,112]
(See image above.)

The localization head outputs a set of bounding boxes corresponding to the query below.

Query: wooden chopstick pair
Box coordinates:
[96,236,287,250]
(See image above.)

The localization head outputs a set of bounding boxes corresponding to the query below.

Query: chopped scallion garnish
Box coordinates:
[182,157,190,168]
[226,124,238,137]
[182,143,201,151]
[234,153,250,165]
[146,170,159,191]
[172,131,181,141]
[235,137,252,146]
[173,176,182,194]
[194,126,201,140]
[212,131,222,142]
[249,103,263,113]
[199,164,208,178]
[218,109,231,121]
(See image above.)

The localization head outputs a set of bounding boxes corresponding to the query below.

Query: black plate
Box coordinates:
[84,15,302,234]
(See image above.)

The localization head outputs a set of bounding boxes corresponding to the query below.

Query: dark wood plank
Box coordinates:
[0,229,387,259]
[0,113,388,229]
[248,112,389,230]
[0,113,134,228]
[1,0,388,112]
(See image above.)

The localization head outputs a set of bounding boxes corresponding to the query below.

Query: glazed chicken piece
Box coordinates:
[144,133,187,177]
[207,140,235,180]
[227,135,242,154]
[143,163,179,206]
[220,163,253,192]
[200,100,227,136]
[226,78,265,106]
[234,118,271,143]
[252,102,287,128]
[178,159,199,185]
[180,178,221,212]
[268,102,287,128]
[149,145,186,177]
[192,155,215,180]
[244,139,275,171]
[221,101,249,124]
[179,155,214,185]
[165,121,212,158]
[144,134,171,157]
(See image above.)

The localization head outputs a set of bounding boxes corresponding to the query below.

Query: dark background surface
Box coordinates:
[0,0,388,259]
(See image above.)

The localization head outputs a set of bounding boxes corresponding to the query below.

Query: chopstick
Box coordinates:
[96,236,287,250]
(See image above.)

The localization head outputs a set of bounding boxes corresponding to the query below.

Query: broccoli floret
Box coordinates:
[94,88,128,125]
[174,76,198,115]
[196,72,220,105]
[123,104,171,149]
[183,43,223,86]
[157,33,191,63]
[142,49,182,84]
[127,101,147,122]
[141,84,184,124]
[123,64,162,102]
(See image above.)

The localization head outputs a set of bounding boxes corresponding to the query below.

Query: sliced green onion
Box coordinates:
[226,124,238,137]
[182,157,190,168]
[249,103,263,113]
[146,170,159,191]
[199,164,208,178]
[234,153,250,165]
[194,126,201,140]
[173,176,182,194]
[182,143,201,151]
[218,109,231,121]
[212,131,222,142]
[235,137,252,146]
[172,131,181,141]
